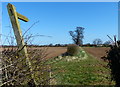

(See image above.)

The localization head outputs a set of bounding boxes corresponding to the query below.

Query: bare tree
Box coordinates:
[93,38,102,45]
[104,41,111,45]
[69,27,84,45]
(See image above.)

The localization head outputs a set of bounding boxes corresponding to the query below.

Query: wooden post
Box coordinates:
[7,3,38,85]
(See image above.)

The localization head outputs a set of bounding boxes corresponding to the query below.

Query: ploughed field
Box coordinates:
[36,47,67,59]
[1,47,67,59]
[1,47,110,59]
[38,47,110,59]
[82,47,110,59]
[34,47,110,59]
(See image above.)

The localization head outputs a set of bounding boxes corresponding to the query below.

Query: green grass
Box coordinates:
[47,49,115,85]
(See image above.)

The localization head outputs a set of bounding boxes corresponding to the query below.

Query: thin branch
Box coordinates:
[107,35,114,44]
[22,21,39,37]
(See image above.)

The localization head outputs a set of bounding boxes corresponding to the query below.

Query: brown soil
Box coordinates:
[1,46,110,59]
[45,47,67,59]
[1,47,67,59]
[82,47,110,59]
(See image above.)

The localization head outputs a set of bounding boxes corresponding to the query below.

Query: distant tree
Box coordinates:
[93,38,102,45]
[69,27,84,45]
[104,41,111,45]
[49,43,53,47]
[86,43,91,46]
[55,44,61,47]
[102,41,111,47]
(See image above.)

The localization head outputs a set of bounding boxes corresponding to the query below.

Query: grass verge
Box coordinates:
[47,48,115,85]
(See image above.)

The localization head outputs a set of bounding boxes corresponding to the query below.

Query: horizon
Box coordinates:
[2,2,118,45]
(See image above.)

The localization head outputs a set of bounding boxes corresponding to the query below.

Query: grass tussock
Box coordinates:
[67,44,80,56]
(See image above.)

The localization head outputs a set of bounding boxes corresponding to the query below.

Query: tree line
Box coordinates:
[69,27,112,47]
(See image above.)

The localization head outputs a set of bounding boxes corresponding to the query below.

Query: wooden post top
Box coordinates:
[7,3,29,22]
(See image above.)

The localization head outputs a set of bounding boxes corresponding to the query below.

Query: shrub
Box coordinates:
[103,41,120,87]
[1,47,50,86]
[67,44,80,56]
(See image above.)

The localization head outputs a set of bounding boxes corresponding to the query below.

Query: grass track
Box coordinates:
[48,48,115,85]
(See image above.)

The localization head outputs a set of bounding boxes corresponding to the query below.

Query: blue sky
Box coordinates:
[1,0,119,2]
[2,2,118,45]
